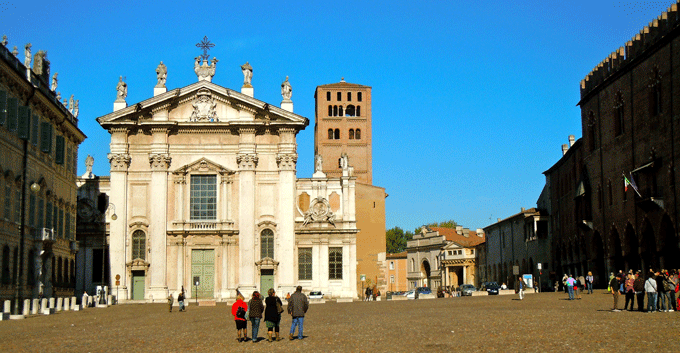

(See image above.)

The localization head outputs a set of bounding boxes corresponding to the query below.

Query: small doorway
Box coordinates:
[191,249,215,298]
[131,271,145,300]
[260,269,274,293]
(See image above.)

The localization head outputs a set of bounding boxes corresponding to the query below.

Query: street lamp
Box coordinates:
[108,202,118,221]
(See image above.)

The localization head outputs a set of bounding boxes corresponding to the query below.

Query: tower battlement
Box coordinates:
[580,1,680,99]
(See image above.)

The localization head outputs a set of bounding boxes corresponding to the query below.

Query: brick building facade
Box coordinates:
[547,2,680,287]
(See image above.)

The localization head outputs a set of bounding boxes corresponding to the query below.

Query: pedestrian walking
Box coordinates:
[645,273,658,313]
[178,286,186,312]
[518,277,525,300]
[633,271,645,311]
[264,288,284,342]
[624,273,635,311]
[586,272,594,294]
[288,285,309,340]
[609,274,620,311]
[575,277,582,300]
[231,293,248,342]
[167,292,174,312]
[248,291,264,342]
[365,287,372,301]
[565,275,575,300]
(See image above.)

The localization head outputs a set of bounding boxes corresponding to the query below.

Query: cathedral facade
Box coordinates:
[95,56,357,301]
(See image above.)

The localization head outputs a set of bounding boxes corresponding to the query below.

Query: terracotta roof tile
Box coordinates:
[430,227,486,247]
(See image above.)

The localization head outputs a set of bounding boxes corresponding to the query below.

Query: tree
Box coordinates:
[414,219,458,234]
[386,227,414,253]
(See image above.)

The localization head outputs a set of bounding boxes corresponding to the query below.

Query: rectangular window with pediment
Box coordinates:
[190,175,216,220]
[298,248,312,280]
[329,247,343,280]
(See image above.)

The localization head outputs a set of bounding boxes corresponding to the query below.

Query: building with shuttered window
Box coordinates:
[0,40,86,307]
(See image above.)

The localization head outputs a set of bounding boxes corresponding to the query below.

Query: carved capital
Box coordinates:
[276,153,297,171]
[108,153,131,171]
[149,153,172,170]
[236,153,258,170]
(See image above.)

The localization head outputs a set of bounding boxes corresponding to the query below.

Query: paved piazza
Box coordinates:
[1,291,678,352]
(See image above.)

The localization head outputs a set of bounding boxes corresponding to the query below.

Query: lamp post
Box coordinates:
[13,136,41,317]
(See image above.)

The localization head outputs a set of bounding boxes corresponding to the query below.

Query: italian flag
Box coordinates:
[623,175,632,192]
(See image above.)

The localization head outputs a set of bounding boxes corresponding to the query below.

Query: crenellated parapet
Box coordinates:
[580,1,680,100]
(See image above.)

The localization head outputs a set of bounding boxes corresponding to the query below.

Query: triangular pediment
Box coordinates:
[172,157,233,175]
[97,80,308,128]
[443,242,463,250]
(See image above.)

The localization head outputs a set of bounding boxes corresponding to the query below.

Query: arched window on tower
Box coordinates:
[326,91,331,101]
[346,105,355,117]
[349,129,355,139]
[339,106,344,116]
[261,229,274,259]
[355,129,361,139]
[356,106,361,116]
[328,105,332,116]
[334,129,340,139]
[333,105,338,116]
[328,129,334,139]
[132,230,146,260]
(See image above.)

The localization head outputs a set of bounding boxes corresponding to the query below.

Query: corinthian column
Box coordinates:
[108,152,130,300]
[147,152,171,301]
[276,127,298,295]
[237,128,257,293]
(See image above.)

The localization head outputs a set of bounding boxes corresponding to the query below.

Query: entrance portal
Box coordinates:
[260,269,274,293]
[131,270,145,300]
[191,249,215,299]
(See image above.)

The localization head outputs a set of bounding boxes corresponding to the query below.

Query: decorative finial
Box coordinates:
[195,36,215,61]
[1,35,7,46]
[12,46,18,57]
[56,91,61,101]
[341,77,345,82]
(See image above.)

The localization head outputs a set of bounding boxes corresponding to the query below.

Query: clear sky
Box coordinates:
[2,0,676,232]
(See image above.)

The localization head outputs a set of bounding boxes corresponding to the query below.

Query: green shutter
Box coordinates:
[40,121,52,154]
[17,106,30,140]
[31,114,39,146]
[55,135,65,164]
[6,97,17,131]
[0,90,6,125]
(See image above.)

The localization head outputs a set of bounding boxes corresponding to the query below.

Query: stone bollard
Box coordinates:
[63,297,70,311]
[107,295,113,305]
[87,296,93,307]
[71,297,77,311]
[56,297,63,312]
[31,299,39,315]
[3,300,10,313]
[23,299,30,316]
[41,298,49,315]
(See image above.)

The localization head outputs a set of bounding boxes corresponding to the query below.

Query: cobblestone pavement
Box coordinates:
[1,290,679,352]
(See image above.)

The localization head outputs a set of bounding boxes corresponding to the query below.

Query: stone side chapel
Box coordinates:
[96,52,357,301]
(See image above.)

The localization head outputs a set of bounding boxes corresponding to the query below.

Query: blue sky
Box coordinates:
[2,0,676,232]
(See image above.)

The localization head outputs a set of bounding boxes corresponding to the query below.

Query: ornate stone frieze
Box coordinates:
[236,153,258,170]
[190,88,218,122]
[276,153,297,170]
[302,196,336,227]
[149,153,172,170]
[108,153,131,171]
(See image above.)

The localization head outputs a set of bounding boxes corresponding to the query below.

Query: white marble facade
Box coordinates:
[96,63,357,302]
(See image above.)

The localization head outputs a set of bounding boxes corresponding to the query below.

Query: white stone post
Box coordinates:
[31,299,39,315]
[63,297,70,311]
[23,299,30,316]
[56,297,63,311]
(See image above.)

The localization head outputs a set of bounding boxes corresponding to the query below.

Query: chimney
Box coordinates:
[568,135,575,147]
[562,144,568,155]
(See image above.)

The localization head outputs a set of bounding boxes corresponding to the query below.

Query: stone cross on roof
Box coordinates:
[195,36,214,61]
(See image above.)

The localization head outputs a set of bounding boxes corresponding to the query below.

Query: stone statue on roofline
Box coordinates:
[315,154,323,173]
[116,76,127,101]
[68,95,74,113]
[12,46,18,57]
[1,35,7,46]
[281,76,292,101]
[156,61,167,87]
[51,73,58,91]
[24,43,32,68]
[73,100,79,118]
[241,61,253,87]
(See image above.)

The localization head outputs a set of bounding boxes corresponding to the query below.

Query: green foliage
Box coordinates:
[386,227,414,253]
[414,219,458,234]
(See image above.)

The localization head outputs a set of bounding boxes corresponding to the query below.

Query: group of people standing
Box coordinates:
[561,273,593,300]
[609,269,679,312]
[231,285,309,343]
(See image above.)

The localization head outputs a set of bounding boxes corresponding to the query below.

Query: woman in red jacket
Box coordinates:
[231,293,248,342]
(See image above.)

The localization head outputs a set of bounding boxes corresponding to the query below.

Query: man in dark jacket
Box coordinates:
[633,271,645,311]
[288,286,309,340]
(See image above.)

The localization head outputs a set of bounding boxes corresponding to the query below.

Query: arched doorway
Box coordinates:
[592,231,606,288]
[640,219,658,271]
[420,260,431,288]
[660,215,678,270]
[624,223,639,272]
[610,227,624,273]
